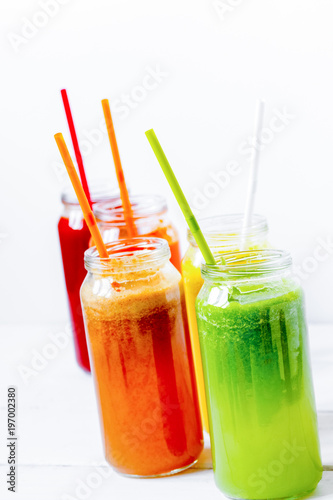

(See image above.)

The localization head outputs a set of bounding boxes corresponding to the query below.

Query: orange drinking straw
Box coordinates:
[101,99,137,237]
[54,133,109,259]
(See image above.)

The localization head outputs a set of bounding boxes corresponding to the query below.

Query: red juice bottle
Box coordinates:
[58,185,117,371]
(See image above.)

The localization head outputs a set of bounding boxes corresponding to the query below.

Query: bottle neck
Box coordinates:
[84,237,171,279]
[94,195,168,228]
[61,182,119,210]
[201,250,293,285]
[187,214,268,251]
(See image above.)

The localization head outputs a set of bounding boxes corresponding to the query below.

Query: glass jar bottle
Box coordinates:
[58,183,117,371]
[196,250,322,499]
[94,194,181,271]
[80,238,203,477]
[181,214,269,431]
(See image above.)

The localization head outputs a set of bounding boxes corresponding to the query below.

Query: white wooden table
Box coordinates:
[1,324,333,499]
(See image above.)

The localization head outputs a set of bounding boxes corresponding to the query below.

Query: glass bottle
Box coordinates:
[81,237,203,477]
[58,184,117,371]
[94,194,181,271]
[196,250,322,499]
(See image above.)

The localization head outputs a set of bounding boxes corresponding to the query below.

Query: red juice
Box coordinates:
[58,216,91,370]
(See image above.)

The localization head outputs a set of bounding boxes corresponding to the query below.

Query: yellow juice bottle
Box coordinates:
[181,214,269,432]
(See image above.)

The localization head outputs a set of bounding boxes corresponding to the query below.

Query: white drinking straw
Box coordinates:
[240,100,265,250]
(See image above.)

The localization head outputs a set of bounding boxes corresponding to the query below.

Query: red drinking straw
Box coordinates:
[61,89,92,208]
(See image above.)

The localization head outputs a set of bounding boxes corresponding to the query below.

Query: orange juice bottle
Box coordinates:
[94,194,181,271]
[81,238,203,477]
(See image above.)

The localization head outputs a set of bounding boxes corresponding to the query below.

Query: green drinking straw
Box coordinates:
[145,129,218,266]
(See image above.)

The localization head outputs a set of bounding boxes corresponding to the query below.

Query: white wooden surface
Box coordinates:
[1,324,333,499]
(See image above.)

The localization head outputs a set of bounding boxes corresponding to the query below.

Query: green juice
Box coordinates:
[196,278,322,499]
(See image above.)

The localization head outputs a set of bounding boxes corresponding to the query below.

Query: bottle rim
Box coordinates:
[84,237,171,273]
[94,194,167,224]
[187,214,268,247]
[201,249,292,281]
[61,181,119,206]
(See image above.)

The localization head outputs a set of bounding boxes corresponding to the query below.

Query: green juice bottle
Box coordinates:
[196,250,322,500]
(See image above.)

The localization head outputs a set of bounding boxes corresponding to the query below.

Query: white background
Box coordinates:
[1,0,333,324]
